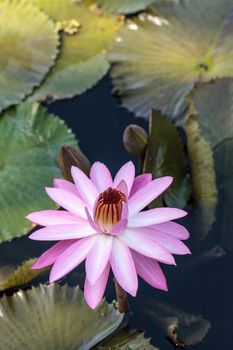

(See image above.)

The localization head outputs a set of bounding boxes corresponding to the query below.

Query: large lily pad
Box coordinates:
[109,0,233,119]
[0,102,76,243]
[0,0,58,113]
[0,284,124,350]
[144,111,190,208]
[95,0,155,14]
[29,0,123,102]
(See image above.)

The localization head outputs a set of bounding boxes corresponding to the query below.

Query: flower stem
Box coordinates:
[114,279,129,313]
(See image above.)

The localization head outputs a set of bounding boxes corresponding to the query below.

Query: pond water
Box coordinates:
[0,77,232,350]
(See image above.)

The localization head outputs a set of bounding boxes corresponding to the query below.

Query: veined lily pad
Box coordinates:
[144,111,190,208]
[95,0,155,14]
[0,284,124,350]
[109,0,233,119]
[0,258,48,291]
[0,0,58,113]
[0,102,76,243]
[28,0,123,102]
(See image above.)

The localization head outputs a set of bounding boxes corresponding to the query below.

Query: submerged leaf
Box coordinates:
[109,0,233,118]
[0,102,76,243]
[0,0,58,113]
[0,258,47,291]
[0,284,124,350]
[29,0,123,101]
[95,0,155,14]
[144,111,190,208]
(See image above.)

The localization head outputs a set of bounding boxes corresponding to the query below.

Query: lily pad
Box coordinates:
[0,284,124,350]
[143,111,190,208]
[29,0,123,102]
[95,0,155,14]
[109,0,233,119]
[0,102,76,243]
[0,0,58,113]
[0,258,48,291]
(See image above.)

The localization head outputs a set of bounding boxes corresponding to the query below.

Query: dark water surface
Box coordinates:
[0,77,232,349]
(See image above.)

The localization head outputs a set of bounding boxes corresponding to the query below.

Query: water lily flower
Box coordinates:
[27,161,190,309]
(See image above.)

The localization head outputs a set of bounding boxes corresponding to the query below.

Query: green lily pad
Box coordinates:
[95,0,155,14]
[0,284,124,350]
[0,258,48,291]
[28,0,123,102]
[109,0,233,119]
[144,111,190,208]
[0,0,59,113]
[0,102,76,243]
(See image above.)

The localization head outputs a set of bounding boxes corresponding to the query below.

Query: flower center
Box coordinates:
[94,187,126,233]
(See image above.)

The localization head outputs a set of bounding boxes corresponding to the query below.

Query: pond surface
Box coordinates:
[0,77,232,350]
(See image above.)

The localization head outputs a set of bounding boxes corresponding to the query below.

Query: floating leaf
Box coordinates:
[95,0,155,14]
[109,0,233,119]
[29,0,123,101]
[0,258,47,291]
[0,284,124,350]
[0,0,58,113]
[143,111,190,208]
[0,102,76,243]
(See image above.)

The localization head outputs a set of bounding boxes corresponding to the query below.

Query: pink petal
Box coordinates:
[49,235,97,283]
[116,180,128,197]
[110,238,138,296]
[128,176,173,217]
[113,161,135,195]
[29,223,96,241]
[138,227,191,255]
[71,166,99,208]
[130,174,152,197]
[86,234,113,285]
[84,264,110,309]
[151,221,190,240]
[53,178,79,196]
[46,187,86,218]
[90,162,113,193]
[132,251,168,291]
[111,219,128,236]
[128,208,187,228]
[26,210,83,226]
[32,240,77,269]
[85,207,99,231]
[120,229,175,265]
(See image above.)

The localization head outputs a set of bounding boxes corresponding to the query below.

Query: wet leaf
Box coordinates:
[0,0,58,113]
[109,0,233,119]
[0,258,47,291]
[0,284,124,350]
[95,0,155,14]
[29,0,123,102]
[0,102,76,243]
[144,111,190,208]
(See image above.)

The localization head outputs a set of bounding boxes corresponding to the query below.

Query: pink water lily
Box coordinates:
[27,161,190,309]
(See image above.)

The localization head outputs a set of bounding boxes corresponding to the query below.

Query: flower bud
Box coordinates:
[58,144,91,181]
[123,124,148,157]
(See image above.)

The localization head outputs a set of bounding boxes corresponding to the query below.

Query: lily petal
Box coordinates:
[128,176,173,217]
[110,238,138,296]
[49,235,97,283]
[46,187,86,218]
[132,251,168,291]
[113,161,135,195]
[29,223,96,241]
[71,166,99,208]
[84,264,110,309]
[128,208,187,228]
[111,219,128,236]
[26,210,82,226]
[53,178,79,196]
[32,240,77,269]
[116,180,128,197]
[130,174,152,197]
[90,162,113,192]
[151,221,190,240]
[86,234,113,285]
[120,229,175,265]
